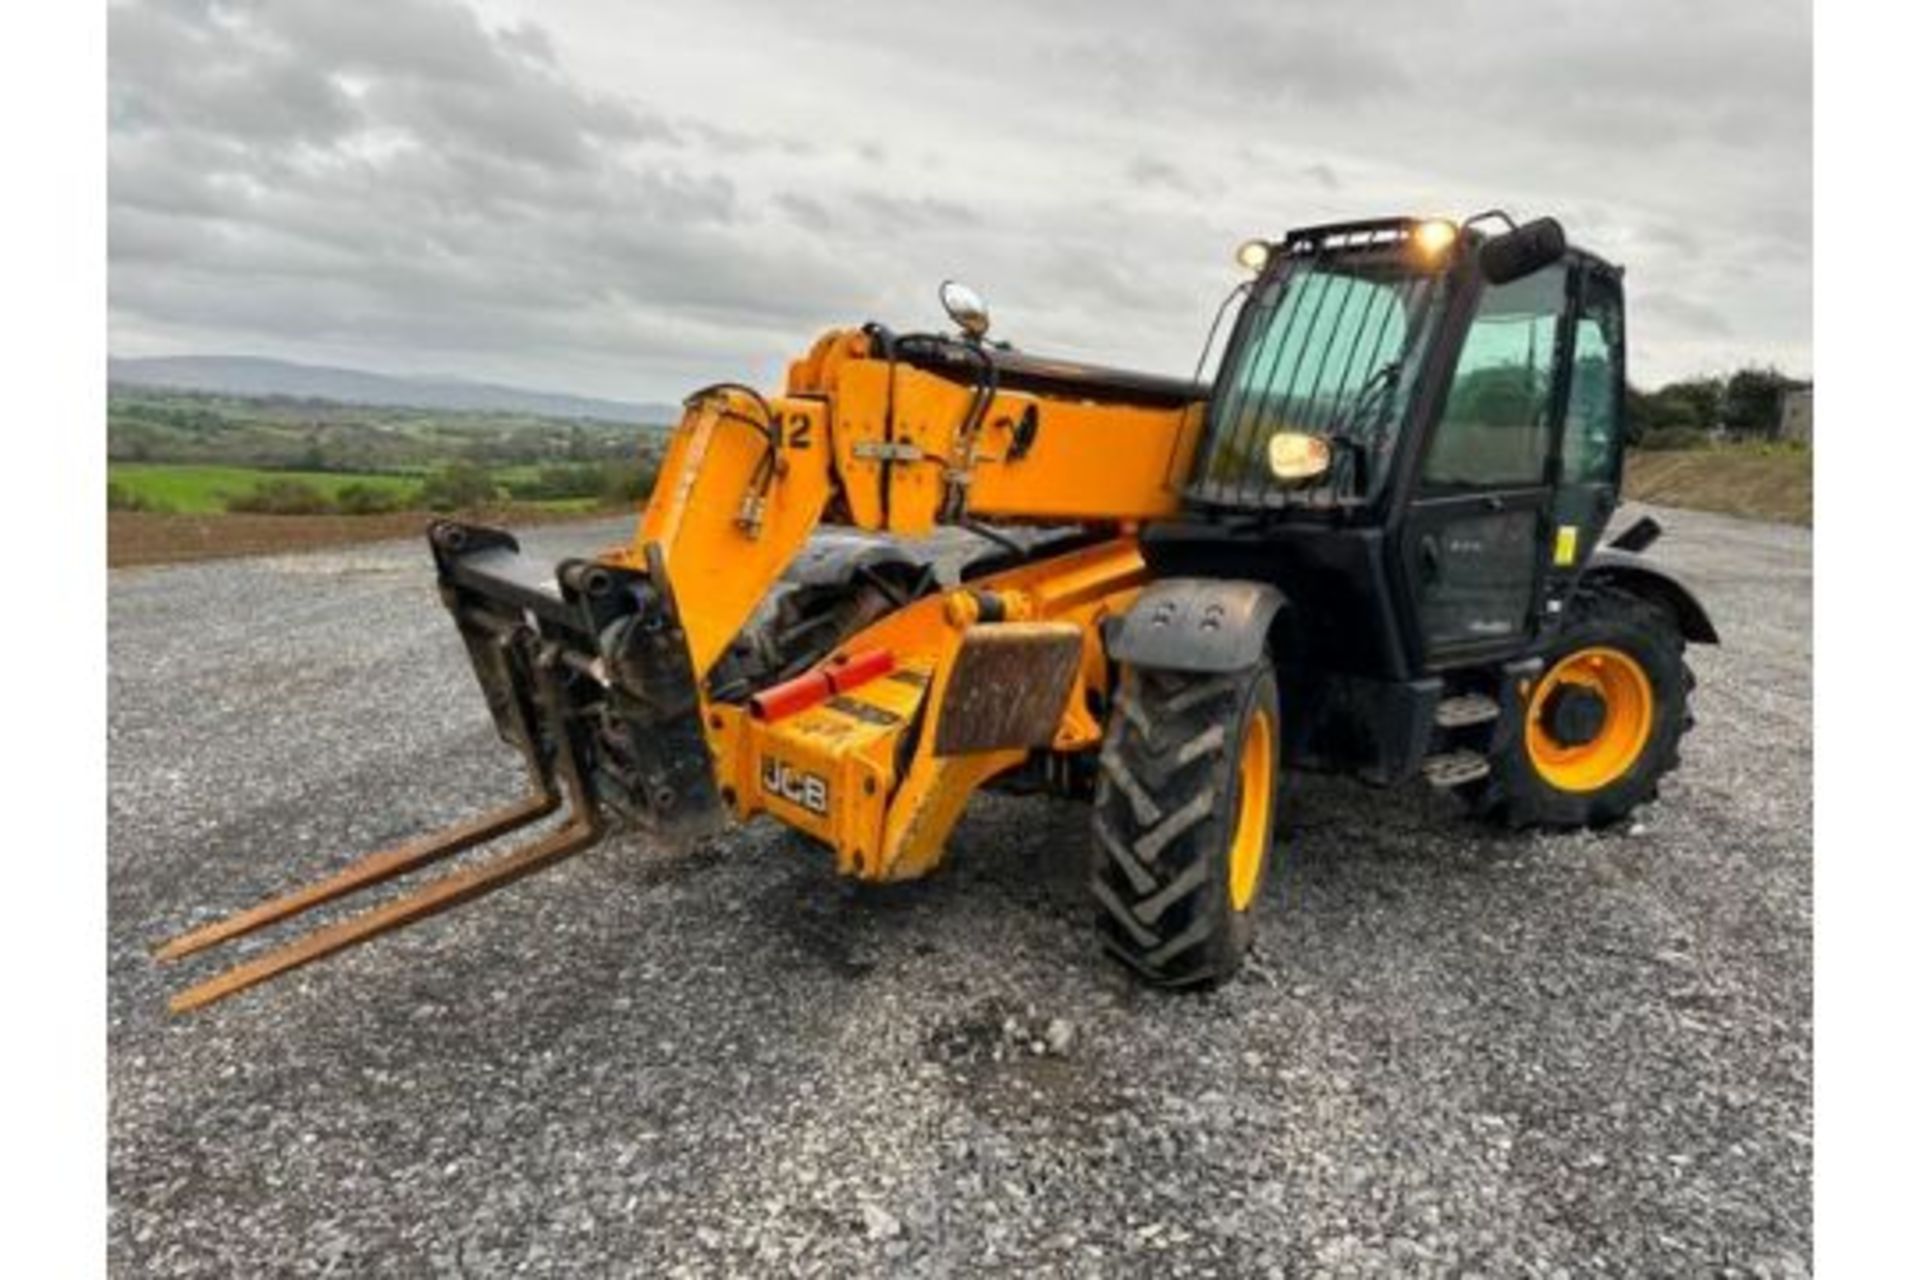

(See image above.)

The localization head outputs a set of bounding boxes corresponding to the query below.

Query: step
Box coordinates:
[1434,693,1501,729]
[1422,750,1491,789]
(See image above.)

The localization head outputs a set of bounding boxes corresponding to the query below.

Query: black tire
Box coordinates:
[1090,659,1281,988]
[1468,584,1695,829]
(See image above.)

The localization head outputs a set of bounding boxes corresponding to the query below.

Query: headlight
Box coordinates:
[1266,432,1332,484]
[1235,238,1271,273]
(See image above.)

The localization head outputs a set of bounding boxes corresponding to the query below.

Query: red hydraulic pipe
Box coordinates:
[748,649,897,722]
[823,648,896,693]
[749,671,832,721]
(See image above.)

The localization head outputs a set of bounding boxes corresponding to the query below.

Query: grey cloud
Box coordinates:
[1640,223,1704,256]
[679,118,815,158]
[267,0,556,90]
[1189,13,1411,106]
[848,193,980,234]
[775,192,835,234]
[109,4,362,146]
[108,0,837,394]
[359,72,663,171]
[109,0,1810,397]
[1303,163,1341,191]
[1637,292,1734,338]
[495,20,557,65]
[1127,156,1196,194]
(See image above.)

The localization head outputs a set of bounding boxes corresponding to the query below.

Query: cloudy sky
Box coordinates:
[109,0,1810,401]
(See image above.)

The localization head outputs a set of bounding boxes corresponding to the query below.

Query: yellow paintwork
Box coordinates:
[1525,646,1654,792]
[825,357,1202,534]
[624,391,833,675]
[723,539,1151,880]
[614,329,1195,880]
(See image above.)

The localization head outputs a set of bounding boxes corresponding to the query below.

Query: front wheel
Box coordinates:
[1469,584,1696,829]
[1090,659,1281,988]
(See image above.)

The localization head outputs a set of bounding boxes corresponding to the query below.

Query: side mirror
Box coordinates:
[1479,217,1567,285]
[939,279,991,339]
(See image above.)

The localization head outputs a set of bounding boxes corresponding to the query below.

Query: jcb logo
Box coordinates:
[762,757,829,815]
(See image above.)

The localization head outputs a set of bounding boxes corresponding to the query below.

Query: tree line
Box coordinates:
[1627,366,1807,450]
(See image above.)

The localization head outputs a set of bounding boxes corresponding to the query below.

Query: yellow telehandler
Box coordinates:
[156,212,1716,1010]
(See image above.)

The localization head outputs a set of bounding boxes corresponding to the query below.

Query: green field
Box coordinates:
[108,464,417,513]
[108,463,605,515]
[516,494,603,513]
[106,386,665,519]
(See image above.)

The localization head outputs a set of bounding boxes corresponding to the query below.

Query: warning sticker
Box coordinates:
[1553,525,1580,567]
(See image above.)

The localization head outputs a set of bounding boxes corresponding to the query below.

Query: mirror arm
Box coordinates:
[1463,208,1519,234]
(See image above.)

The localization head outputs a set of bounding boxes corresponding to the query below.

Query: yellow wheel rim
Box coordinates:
[1227,706,1275,911]
[1525,646,1654,793]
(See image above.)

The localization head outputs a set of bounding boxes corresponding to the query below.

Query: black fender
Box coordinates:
[781,528,939,589]
[1579,550,1719,645]
[1105,577,1288,674]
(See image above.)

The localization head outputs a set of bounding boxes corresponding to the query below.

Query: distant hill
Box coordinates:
[108,354,678,425]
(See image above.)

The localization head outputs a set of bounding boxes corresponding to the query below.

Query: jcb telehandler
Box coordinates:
[157,212,1716,1010]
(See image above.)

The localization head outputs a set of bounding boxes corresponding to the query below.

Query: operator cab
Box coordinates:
[1155,213,1629,681]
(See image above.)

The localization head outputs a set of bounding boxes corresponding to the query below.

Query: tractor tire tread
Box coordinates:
[1461,583,1695,831]
[1090,661,1278,988]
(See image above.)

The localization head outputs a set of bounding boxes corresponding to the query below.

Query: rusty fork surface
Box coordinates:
[154,637,605,1013]
[151,792,559,965]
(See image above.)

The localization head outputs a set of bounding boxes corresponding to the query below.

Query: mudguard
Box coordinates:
[780,527,940,589]
[1105,577,1288,674]
[1580,549,1719,645]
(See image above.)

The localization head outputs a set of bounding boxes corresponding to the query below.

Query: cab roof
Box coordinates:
[1277,214,1621,277]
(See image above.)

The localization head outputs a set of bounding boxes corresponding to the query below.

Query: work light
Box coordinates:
[1412,219,1458,258]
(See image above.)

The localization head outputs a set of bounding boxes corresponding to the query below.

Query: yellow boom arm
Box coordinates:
[616,328,1204,676]
[607,326,1206,878]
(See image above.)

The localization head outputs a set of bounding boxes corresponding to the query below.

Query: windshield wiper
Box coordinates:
[1323,359,1402,443]
[1308,359,1403,498]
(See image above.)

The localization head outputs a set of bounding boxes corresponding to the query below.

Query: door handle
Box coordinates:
[1419,534,1441,581]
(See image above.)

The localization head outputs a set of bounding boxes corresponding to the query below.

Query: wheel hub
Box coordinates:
[1523,646,1656,794]
[1540,683,1607,747]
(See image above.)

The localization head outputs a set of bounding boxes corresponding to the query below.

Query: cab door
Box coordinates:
[1542,264,1627,590]
[1398,263,1572,669]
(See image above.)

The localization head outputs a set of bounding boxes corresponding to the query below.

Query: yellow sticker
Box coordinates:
[1554,525,1580,567]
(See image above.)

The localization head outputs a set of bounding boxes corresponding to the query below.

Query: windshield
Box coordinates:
[1192,252,1448,506]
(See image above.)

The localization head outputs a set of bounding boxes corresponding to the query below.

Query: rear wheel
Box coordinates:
[1470,585,1694,828]
[1090,660,1280,988]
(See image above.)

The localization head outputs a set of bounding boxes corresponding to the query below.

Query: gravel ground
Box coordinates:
[108,505,1811,1277]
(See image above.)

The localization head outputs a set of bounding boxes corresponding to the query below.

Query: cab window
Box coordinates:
[1561,278,1623,485]
[1423,265,1567,488]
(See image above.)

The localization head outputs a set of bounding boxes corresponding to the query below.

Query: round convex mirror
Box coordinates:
[938,279,990,338]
